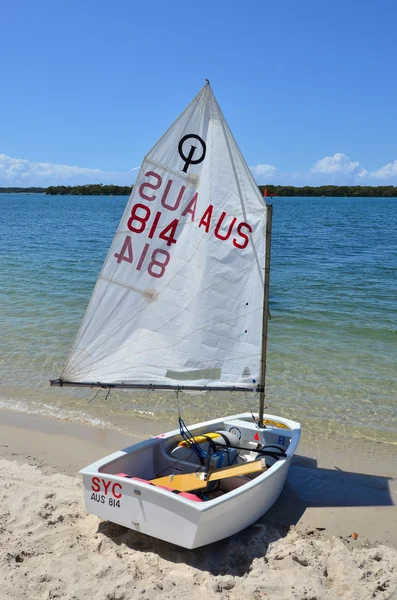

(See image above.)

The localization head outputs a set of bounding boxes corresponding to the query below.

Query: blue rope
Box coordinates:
[178,417,206,460]
[214,451,223,468]
[178,418,231,470]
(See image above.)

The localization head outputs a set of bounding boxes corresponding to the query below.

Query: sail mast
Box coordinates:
[258,203,273,426]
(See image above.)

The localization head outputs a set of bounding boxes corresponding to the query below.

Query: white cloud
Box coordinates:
[367,160,397,180]
[3,151,397,188]
[0,153,133,186]
[250,163,277,182]
[251,153,397,185]
[311,154,397,183]
[310,153,364,176]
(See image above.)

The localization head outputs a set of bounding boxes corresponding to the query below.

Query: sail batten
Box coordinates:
[59,83,267,392]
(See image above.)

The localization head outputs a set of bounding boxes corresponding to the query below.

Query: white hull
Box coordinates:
[80,412,300,549]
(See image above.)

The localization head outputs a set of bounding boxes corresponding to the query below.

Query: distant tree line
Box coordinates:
[46,184,397,197]
[45,184,132,195]
[0,187,46,193]
[1,184,397,197]
[258,185,397,197]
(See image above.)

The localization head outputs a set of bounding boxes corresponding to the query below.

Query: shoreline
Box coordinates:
[1,408,397,599]
[1,408,396,548]
[3,189,397,198]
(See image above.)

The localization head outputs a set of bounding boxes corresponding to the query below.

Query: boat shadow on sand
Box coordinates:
[97,454,395,576]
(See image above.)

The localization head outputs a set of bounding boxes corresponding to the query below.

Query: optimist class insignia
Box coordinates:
[178,134,206,172]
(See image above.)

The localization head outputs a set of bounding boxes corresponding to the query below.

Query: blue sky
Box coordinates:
[1,0,397,187]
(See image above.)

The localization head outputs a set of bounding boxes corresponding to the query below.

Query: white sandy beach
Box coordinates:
[1,412,397,600]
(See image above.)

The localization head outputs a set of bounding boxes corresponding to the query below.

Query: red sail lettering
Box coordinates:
[233,222,252,249]
[181,192,198,221]
[214,212,237,241]
[198,204,213,232]
[161,179,186,211]
[139,171,162,201]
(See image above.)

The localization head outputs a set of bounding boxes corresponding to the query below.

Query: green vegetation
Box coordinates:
[46,184,132,195]
[258,185,397,197]
[0,187,46,193]
[1,184,397,197]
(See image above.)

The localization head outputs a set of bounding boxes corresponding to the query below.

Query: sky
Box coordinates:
[1,0,397,187]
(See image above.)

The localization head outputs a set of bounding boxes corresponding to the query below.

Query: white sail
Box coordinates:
[61,83,267,390]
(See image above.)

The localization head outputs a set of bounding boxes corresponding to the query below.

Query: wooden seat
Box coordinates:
[150,459,267,493]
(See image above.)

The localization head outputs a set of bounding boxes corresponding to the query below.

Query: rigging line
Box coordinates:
[88,387,103,403]
[244,391,258,424]
[178,416,206,462]
[64,88,210,370]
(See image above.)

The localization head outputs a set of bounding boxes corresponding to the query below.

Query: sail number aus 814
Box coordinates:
[114,238,169,278]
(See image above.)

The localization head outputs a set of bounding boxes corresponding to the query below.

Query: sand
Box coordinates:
[1,411,397,600]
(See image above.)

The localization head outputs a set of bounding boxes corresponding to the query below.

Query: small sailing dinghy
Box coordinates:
[51,81,300,549]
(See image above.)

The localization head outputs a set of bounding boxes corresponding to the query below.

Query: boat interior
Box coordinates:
[97,418,293,502]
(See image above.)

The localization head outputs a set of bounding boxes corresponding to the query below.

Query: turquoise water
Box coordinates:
[0,193,396,447]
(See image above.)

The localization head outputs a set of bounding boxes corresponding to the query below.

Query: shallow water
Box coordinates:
[0,193,396,449]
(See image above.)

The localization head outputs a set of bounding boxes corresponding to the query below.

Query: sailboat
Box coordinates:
[51,81,300,549]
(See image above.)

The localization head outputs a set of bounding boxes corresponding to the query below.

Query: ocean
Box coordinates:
[1,193,396,449]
